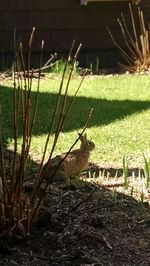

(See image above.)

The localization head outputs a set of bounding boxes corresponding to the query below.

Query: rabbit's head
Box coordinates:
[79,133,95,151]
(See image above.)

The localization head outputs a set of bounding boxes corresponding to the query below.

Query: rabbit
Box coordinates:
[41,133,95,183]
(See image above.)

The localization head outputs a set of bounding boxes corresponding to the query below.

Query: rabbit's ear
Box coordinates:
[78,133,85,142]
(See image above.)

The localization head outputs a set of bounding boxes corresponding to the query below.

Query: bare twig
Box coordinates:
[0,104,8,200]
[107,4,150,72]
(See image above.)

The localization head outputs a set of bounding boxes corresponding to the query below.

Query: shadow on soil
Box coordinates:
[0,146,150,265]
[1,84,150,143]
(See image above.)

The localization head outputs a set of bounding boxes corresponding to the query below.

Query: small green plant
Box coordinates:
[51,58,79,76]
[95,56,100,75]
[143,153,150,189]
[123,155,129,189]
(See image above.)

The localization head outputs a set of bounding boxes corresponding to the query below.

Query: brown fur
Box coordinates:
[42,133,95,183]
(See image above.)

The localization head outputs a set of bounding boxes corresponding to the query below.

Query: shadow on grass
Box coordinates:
[1,84,150,142]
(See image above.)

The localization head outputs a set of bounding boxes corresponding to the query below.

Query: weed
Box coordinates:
[123,155,129,189]
[143,153,150,188]
[51,58,79,76]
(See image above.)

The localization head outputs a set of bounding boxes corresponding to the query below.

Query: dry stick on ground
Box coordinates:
[30,52,57,73]
[12,53,57,77]
[15,59,58,78]
[0,55,58,78]
[42,53,57,68]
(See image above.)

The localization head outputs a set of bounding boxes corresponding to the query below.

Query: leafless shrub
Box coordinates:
[107,3,150,73]
[0,29,90,238]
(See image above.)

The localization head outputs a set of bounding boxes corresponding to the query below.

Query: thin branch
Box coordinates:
[0,104,8,200]
[30,40,77,204]
[29,40,44,149]
[107,26,133,66]
[129,3,140,53]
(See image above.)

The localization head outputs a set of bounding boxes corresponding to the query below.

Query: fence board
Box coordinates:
[0,0,149,53]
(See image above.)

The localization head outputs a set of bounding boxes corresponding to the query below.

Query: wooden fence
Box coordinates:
[0,0,150,67]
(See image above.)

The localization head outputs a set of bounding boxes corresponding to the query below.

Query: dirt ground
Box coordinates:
[1,173,150,266]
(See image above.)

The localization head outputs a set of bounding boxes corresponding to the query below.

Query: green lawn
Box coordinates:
[1,74,150,167]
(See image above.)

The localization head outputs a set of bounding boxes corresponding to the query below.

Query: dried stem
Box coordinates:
[108,4,150,72]
[107,26,133,66]
[0,104,8,201]
[12,28,18,189]
[29,40,44,149]
[30,40,77,203]
[1,29,86,237]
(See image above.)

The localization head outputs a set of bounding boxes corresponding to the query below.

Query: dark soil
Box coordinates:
[1,179,150,266]
[1,148,150,265]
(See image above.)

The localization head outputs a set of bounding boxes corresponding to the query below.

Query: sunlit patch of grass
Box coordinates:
[1,74,150,167]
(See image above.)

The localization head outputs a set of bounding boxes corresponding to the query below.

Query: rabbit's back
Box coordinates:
[62,148,90,177]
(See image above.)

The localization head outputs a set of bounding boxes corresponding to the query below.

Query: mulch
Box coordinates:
[1,179,150,266]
